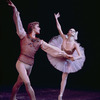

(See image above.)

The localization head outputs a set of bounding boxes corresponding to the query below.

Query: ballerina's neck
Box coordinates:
[67,36,74,42]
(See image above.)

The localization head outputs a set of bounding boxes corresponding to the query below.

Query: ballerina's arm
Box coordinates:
[54,12,65,39]
[73,43,82,60]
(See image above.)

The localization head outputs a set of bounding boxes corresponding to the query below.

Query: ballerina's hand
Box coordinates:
[69,56,75,61]
[54,12,60,19]
[66,54,75,61]
[7,0,15,8]
[66,54,72,59]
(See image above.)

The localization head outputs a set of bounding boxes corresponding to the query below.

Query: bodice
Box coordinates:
[61,44,75,55]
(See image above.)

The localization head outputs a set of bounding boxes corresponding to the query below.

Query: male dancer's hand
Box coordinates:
[7,0,15,8]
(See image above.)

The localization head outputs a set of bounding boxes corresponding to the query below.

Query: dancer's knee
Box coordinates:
[25,81,31,88]
[12,81,23,92]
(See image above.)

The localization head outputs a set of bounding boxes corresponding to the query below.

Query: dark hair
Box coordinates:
[27,21,39,34]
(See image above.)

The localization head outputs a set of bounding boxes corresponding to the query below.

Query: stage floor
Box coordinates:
[0,87,100,100]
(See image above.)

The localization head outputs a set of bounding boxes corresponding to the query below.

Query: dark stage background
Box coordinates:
[0,0,100,91]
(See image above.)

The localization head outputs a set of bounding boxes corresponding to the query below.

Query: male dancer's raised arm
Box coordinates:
[8,0,26,39]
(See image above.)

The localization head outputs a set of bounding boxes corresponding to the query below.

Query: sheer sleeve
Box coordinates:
[41,40,68,58]
[13,7,26,39]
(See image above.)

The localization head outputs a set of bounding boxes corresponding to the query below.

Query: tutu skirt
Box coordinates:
[46,35,86,73]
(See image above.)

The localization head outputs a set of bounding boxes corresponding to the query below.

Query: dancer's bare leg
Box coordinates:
[58,73,68,100]
[11,76,23,100]
[16,60,36,100]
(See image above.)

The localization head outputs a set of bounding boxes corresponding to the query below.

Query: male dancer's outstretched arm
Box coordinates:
[8,0,26,39]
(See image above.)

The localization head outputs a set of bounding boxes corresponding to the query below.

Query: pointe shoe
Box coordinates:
[58,95,62,100]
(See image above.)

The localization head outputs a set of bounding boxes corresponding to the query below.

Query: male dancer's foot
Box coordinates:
[11,97,17,100]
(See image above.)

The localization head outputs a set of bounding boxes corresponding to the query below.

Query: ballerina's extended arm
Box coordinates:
[54,12,65,39]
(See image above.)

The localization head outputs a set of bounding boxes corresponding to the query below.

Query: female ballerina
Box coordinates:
[47,12,85,100]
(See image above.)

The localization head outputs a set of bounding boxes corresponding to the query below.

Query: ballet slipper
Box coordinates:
[58,95,62,100]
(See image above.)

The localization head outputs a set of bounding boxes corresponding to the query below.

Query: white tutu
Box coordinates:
[47,35,86,73]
